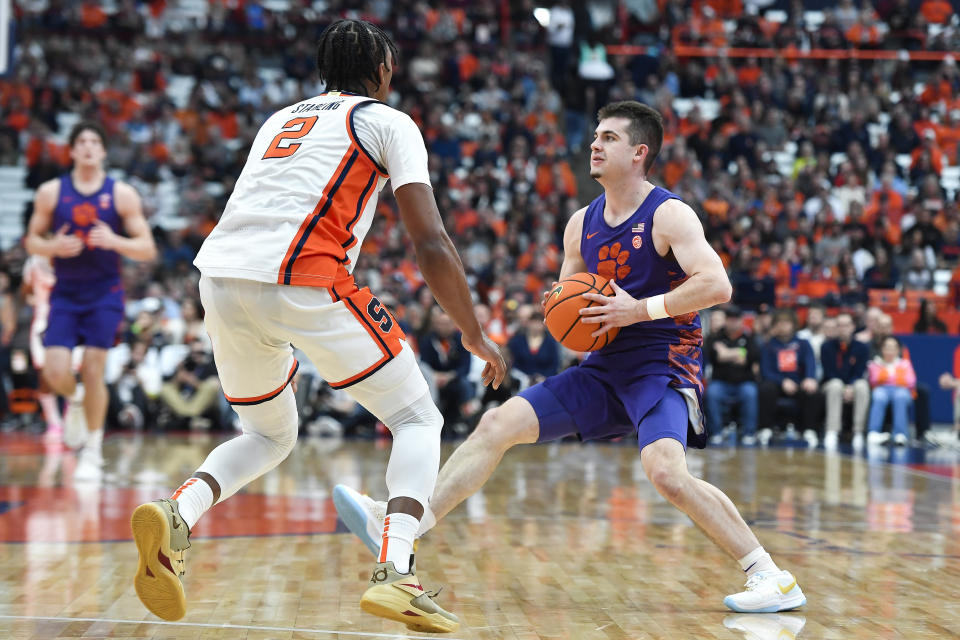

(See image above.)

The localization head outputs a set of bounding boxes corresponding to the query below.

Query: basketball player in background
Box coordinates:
[129,19,505,633]
[336,101,806,614]
[25,122,157,480]
[21,254,63,444]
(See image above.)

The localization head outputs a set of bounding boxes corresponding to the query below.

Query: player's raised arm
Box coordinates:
[87,182,157,262]
[649,199,731,317]
[394,182,505,388]
[557,207,589,280]
[25,179,83,259]
[540,206,589,312]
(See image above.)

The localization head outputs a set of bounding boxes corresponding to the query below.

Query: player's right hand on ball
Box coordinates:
[52,224,84,257]
[540,281,559,312]
[462,333,506,389]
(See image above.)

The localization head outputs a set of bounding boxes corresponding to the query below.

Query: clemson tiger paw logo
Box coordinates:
[597,242,631,281]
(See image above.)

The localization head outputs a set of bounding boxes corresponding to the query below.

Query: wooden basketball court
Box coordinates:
[1,431,959,639]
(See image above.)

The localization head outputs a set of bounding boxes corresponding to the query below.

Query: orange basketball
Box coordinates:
[543,272,620,352]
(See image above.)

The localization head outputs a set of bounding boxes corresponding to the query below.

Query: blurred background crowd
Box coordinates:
[0,0,959,444]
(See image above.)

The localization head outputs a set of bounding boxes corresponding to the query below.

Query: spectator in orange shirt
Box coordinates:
[845,10,881,47]
[911,129,944,176]
[920,0,953,24]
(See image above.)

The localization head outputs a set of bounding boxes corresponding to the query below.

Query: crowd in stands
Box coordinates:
[0,0,959,441]
[703,302,960,450]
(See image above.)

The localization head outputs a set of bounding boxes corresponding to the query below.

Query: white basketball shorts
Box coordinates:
[198,275,429,421]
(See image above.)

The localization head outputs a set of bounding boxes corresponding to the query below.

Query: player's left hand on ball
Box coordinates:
[579,281,640,337]
[87,219,118,249]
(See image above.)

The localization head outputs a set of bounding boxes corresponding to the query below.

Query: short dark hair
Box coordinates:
[881,334,901,352]
[316,19,400,97]
[772,308,797,328]
[596,101,663,172]
[68,121,107,148]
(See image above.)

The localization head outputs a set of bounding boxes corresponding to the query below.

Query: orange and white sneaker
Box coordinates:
[131,498,191,621]
[724,570,806,613]
[360,561,459,633]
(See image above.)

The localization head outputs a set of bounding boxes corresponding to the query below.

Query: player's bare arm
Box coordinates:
[580,199,730,335]
[87,182,157,261]
[540,206,588,311]
[25,179,84,259]
[394,182,506,389]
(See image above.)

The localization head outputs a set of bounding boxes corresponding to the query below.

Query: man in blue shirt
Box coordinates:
[820,313,870,451]
[757,309,822,446]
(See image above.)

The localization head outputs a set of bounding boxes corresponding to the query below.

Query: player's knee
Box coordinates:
[472,407,520,450]
[235,387,299,457]
[79,358,105,383]
[647,465,689,504]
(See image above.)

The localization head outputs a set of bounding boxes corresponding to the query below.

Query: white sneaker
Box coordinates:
[724,570,806,613]
[757,428,773,447]
[867,431,889,446]
[893,433,908,446]
[802,429,819,449]
[741,435,757,447]
[851,433,864,451]
[63,385,87,449]
[723,613,806,639]
[73,449,103,482]
[333,484,386,556]
[823,431,838,451]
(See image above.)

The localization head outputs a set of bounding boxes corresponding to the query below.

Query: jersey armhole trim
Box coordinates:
[649,194,683,266]
[347,101,389,177]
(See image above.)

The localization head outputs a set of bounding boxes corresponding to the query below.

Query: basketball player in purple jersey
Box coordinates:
[336,101,806,613]
[25,122,157,481]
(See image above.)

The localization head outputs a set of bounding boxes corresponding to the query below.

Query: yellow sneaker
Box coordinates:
[360,561,459,633]
[131,499,191,621]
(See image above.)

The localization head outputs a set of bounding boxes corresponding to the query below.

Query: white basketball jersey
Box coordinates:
[194,91,431,290]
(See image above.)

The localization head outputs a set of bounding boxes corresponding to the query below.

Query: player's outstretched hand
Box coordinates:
[579,280,645,337]
[462,333,506,389]
[87,219,119,250]
[52,224,84,257]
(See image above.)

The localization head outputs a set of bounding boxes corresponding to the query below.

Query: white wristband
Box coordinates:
[646,294,669,320]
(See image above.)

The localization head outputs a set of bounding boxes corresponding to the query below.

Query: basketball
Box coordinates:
[543,272,620,352]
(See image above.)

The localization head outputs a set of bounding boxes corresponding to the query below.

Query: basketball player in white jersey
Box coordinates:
[129,19,505,633]
[21,255,63,445]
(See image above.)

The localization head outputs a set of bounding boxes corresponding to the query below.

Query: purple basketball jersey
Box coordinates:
[51,173,123,299]
[580,187,704,397]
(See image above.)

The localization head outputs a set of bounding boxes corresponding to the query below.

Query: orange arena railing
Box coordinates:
[606,44,956,62]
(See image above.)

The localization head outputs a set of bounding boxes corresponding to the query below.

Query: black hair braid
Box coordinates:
[316,19,400,96]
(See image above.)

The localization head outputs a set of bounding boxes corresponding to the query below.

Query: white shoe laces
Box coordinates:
[743,572,770,591]
[369,498,386,524]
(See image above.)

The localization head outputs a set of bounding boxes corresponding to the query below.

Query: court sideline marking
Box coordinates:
[0,614,468,639]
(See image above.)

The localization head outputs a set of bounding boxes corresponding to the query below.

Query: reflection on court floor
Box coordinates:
[1,431,958,639]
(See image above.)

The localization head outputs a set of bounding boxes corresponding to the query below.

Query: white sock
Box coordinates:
[738,546,779,578]
[83,428,103,455]
[171,477,215,530]
[379,512,419,573]
[416,504,437,537]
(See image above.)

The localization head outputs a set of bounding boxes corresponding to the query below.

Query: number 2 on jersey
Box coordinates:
[262,116,318,159]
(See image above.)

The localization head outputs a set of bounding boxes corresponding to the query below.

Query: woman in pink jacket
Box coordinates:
[866,335,916,446]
